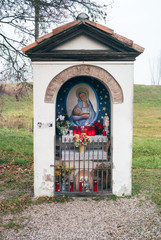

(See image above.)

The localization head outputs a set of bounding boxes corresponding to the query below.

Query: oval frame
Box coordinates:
[66,81,99,126]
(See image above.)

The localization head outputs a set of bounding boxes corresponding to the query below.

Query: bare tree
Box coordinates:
[149,52,161,85]
[0,0,114,83]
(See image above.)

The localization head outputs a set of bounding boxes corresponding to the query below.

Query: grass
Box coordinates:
[0,85,33,131]
[0,84,161,220]
[132,85,161,206]
[0,195,74,216]
[133,136,161,169]
[3,219,25,231]
[132,168,161,203]
[0,196,33,215]
[92,197,105,201]
[133,85,161,137]
[0,128,33,165]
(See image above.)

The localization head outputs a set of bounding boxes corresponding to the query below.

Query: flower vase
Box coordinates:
[80,145,85,153]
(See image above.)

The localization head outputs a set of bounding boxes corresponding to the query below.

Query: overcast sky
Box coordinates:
[104,0,161,85]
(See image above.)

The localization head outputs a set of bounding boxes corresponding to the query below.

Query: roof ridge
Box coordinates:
[22,19,144,54]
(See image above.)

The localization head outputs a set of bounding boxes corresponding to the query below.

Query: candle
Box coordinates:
[73,126,77,136]
[94,181,97,192]
[78,126,81,135]
[62,180,66,192]
[56,181,60,192]
[92,126,95,136]
[70,181,74,192]
[84,126,88,135]
[88,127,92,136]
[79,181,82,192]
[103,130,106,136]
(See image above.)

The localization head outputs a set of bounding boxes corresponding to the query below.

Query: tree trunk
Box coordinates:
[34,3,39,40]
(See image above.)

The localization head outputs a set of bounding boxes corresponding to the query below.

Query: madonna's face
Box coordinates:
[79,92,87,101]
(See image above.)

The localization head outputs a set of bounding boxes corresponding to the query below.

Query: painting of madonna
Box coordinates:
[70,89,96,126]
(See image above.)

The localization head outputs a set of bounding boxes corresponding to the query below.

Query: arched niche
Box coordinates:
[56,76,111,131]
[44,64,123,104]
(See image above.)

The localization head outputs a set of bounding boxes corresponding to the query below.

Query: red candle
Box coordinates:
[92,126,95,136]
[79,181,82,192]
[73,126,77,136]
[78,126,81,135]
[88,127,92,136]
[84,126,88,135]
[94,181,97,192]
[73,129,77,136]
[103,130,106,136]
[56,181,60,192]
[70,181,74,192]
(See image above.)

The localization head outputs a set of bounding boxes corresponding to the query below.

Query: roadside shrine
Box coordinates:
[22,13,144,197]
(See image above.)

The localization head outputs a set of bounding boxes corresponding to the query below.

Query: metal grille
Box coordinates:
[54,136,111,196]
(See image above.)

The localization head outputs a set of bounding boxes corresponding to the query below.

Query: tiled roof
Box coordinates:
[22,19,144,54]
[22,20,82,53]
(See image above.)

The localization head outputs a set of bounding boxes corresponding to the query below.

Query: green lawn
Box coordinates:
[0,86,33,131]
[0,84,160,217]
[132,85,161,206]
[0,128,33,166]
[133,85,161,137]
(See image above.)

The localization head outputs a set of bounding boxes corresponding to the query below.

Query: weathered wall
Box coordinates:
[33,61,134,197]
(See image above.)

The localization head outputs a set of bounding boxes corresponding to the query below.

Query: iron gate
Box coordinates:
[55,135,111,196]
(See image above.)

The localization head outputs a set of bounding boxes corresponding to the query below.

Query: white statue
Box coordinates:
[103,113,109,135]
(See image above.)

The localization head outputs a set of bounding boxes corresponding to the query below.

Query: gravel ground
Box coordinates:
[1,196,161,240]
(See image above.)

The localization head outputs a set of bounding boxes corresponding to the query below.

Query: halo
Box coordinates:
[76,87,89,97]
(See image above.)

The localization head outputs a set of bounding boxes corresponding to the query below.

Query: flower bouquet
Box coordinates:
[73,133,91,147]
[73,133,91,153]
[56,161,75,182]
[56,114,71,136]
[92,121,103,135]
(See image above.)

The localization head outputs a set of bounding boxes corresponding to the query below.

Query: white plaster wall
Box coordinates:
[54,34,109,50]
[33,61,134,197]
[106,64,134,196]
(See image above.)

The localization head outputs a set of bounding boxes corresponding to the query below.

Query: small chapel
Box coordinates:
[22,13,144,197]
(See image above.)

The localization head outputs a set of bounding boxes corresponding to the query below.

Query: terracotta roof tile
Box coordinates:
[36,32,54,43]
[22,19,144,54]
[52,20,82,35]
[22,42,38,54]
[132,43,144,53]
[85,20,114,34]
[22,20,82,54]
[112,33,133,47]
